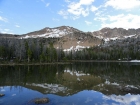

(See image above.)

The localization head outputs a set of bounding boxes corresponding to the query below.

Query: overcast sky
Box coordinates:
[0,0,140,34]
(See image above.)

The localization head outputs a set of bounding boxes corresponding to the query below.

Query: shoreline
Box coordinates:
[0,60,140,65]
[0,62,71,66]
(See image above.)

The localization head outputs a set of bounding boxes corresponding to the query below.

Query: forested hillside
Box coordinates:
[0,27,140,63]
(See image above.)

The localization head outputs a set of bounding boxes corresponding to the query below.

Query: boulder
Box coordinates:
[0,94,5,97]
[34,98,49,104]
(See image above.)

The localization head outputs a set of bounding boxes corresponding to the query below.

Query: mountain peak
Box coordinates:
[21,26,81,39]
[92,27,140,42]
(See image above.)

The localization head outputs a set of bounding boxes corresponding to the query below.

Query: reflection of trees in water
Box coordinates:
[0,63,140,95]
[0,63,140,85]
[0,65,66,86]
[72,62,140,95]
[0,63,140,86]
[73,62,140,85]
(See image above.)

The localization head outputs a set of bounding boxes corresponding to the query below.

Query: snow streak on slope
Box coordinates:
[95,34,138,42]
[63,45,90,51]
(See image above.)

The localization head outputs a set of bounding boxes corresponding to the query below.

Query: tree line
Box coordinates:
[0,37,140,63]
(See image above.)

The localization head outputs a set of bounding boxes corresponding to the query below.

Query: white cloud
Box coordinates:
[105,0,140,10]
[52,18,60,22]
[68,5,83,16]
[40,0,50,7]
[85,20,92,25]
[65,0,70,3]
[95,10,104,16]
[0,28,13,34]
[82,8,89,17]
[41,0,44,2]
[100,14,140,29]
[59,0,97,19]
[91,6,98,12]
[0,16,8,22]
[4,29,10,31]
[71,16,80,20]
[79,0,95,5]
[15,25,20,28]
[67,0,95,17]
[94,17,107,22]
[58,10,69,19]
[46,3,50,7]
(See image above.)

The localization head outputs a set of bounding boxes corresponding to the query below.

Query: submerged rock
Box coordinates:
[34,98,49,104]
[0,94,5,97]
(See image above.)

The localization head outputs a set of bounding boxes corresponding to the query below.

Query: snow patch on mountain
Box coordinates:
[63,46,74,52]
[123,34,137,38]
[77,41,81,44]
[20,26,78,39]
[95,35,103,39]
[103,34,137,42]
[63,45,89,52]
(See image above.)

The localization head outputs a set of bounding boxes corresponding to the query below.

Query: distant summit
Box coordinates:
[92,27,140,42]
[21,26,81,39]
[0,26,140,50]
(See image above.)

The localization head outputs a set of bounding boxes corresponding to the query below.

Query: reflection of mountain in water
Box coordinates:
[0,62,140,96]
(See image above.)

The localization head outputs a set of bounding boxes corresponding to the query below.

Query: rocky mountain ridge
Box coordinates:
[92,27,140,42]
[21,26,82,39]
[0,26,140,50]
[0,26,101,50]
[1,26,140,62]
[1,26,140,40]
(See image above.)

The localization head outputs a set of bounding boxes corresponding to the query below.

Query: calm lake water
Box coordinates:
[0,62,140,105]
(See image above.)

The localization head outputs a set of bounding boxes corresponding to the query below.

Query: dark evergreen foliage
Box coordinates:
[0,36,140,63]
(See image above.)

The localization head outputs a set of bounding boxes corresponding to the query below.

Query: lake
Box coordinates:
[0,62,140,105]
